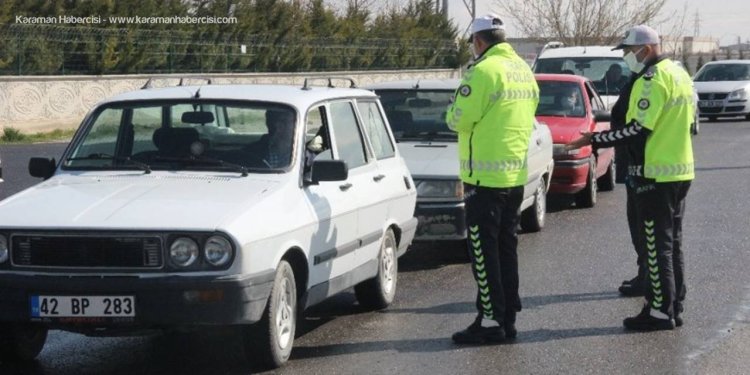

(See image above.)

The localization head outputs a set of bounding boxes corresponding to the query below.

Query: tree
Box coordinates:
[696,53,705,72]
[494,0,667,45]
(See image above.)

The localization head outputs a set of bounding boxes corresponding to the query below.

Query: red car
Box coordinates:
[535,74,615,207]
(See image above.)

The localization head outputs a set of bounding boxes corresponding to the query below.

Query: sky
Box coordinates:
[444,0,750,46]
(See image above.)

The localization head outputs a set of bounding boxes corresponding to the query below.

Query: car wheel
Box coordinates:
[597,159,615,192]
[520,178,546,232]
[0,324,48,362]
[245,260,296,369]
[355,228,398,310]
[575,158,597,208]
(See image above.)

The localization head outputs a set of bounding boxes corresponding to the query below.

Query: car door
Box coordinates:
[303,104,363,288]
[523,120,546,204]
[354,99,409,261]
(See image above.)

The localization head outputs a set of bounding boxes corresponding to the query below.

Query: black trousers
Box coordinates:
[633,178,691,317]
[464,183,523,324]
[625,179,646,285]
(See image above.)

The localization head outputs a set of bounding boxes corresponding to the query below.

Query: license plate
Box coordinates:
[31,296,135,318]
[699,100,723,108]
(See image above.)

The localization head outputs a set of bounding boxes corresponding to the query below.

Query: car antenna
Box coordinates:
[414,80,420,90]
[194,88,201,99]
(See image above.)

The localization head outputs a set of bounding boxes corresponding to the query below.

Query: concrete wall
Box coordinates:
[0,69,460,133]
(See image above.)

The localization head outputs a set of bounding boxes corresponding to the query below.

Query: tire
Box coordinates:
[0,324,48,362]
[245,260,296,370]
[597,159,615,192]
[355,229,398,310]
[520,178,546,232]
[575,158,597,208]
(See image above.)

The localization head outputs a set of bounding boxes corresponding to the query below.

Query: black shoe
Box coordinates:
[623,307,675,331]
[618,283,647,297]
[621,275,640,286]
[452,321,505,344]
[504,322,517,339]
[675,315,683,327]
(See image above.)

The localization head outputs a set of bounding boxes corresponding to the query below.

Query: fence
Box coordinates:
[0,23,462,76]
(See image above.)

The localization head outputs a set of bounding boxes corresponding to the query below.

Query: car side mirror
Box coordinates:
[309,160,348,185]
[29,157,56,179]
[593,110,611,123]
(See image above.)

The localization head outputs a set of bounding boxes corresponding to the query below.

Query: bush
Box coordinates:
[1,127,26,142]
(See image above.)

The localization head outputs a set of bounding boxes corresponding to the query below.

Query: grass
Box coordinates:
[0,127,76,144]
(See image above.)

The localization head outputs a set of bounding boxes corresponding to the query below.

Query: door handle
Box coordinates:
[373,174,385,182]
[339,183,353,191]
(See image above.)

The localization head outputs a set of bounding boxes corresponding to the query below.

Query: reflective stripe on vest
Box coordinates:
[460,159,526,172]
[628,163,695,178]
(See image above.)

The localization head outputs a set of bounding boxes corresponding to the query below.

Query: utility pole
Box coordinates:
[461,0,476,36]
[693,10,700,37]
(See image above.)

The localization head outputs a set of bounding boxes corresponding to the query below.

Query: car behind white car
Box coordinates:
[693,60,750,121]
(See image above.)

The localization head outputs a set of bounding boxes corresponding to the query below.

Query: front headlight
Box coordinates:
[415,179,463,199]
[204,236,233,267]
[0,235,8,264]
[728,88,748,101]
[170,237,199,267]
[553,144,581,156]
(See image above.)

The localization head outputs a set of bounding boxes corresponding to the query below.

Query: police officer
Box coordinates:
[567,25,694,330]
[446,14,539,343]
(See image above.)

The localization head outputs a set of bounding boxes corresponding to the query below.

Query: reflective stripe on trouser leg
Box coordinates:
[644,219,664,310]
[470,224,493,319]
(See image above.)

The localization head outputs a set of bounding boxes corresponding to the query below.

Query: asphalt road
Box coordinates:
[1,119,749,374]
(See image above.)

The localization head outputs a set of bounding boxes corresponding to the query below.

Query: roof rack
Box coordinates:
[301,77,358,90]
[141,76,213,90]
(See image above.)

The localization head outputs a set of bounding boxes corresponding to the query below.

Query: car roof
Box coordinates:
[702,60,750,65]
[535,73,589,83]
[538,46,623,59]
[366,79,461,90]
[100,84,378,110]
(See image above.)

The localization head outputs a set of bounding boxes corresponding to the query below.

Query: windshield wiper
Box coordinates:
[152,156,249,177]
[66,153,151,174]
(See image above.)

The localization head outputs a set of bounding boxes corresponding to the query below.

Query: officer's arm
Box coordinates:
[590,120,652,148]
[446,68,490,133]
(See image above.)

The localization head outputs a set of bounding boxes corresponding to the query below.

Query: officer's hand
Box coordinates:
[565,132,593,151]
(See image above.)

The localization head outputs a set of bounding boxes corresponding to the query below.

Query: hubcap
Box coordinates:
[275,277,294,350]
[381,240,396,295]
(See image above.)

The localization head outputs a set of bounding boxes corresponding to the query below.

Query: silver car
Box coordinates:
[368,79,554,240]
[694,60,750,121]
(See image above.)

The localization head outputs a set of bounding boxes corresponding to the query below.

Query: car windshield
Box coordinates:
[536,81,586,118]
[534,57,632,96]
[376,89,456,142]
[694,64,750,82]
[63,100,297,173]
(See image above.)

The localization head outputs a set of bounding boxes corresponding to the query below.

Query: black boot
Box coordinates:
[623,306,675,331]
[452,320,505,344]
[504,311,517,339]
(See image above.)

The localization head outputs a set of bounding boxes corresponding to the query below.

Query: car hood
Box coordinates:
[693,81,750,93]
[536,116,589,144]
[397,142,458,178]
[0,172,278,230]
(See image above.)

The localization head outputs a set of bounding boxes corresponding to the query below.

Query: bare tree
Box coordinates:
[494,0,667,45]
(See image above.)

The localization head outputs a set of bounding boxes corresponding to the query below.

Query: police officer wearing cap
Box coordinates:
[567,25,695,331]
[446,14,539,343]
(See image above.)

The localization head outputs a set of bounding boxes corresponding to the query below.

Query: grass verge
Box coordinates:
[0,127,76,144]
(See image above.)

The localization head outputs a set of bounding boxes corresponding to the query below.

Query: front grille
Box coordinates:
[698,93,728,100]
[699,107,723,114]
[11,235,163,269]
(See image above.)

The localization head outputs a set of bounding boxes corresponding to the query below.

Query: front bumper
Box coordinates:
[549,158,590,194]
[698,100,749,117]
[414,201,467,241]
[0,271,275,328]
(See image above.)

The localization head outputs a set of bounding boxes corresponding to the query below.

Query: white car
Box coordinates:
[693,60,750,121]
[368,79,554,240]
[533,44,629,108]
[0,80,417,369]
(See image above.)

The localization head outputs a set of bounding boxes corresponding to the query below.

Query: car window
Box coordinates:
[536,81,586,118]
[64,101,296,172]
[356,101,395,160]
[534,57,631,96]
[329,101,368,169]
[375,89,456,142]
[304,105,333,163]
[694,64,750,82]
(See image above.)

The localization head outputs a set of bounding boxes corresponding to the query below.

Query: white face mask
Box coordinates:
[623,47,645,73]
